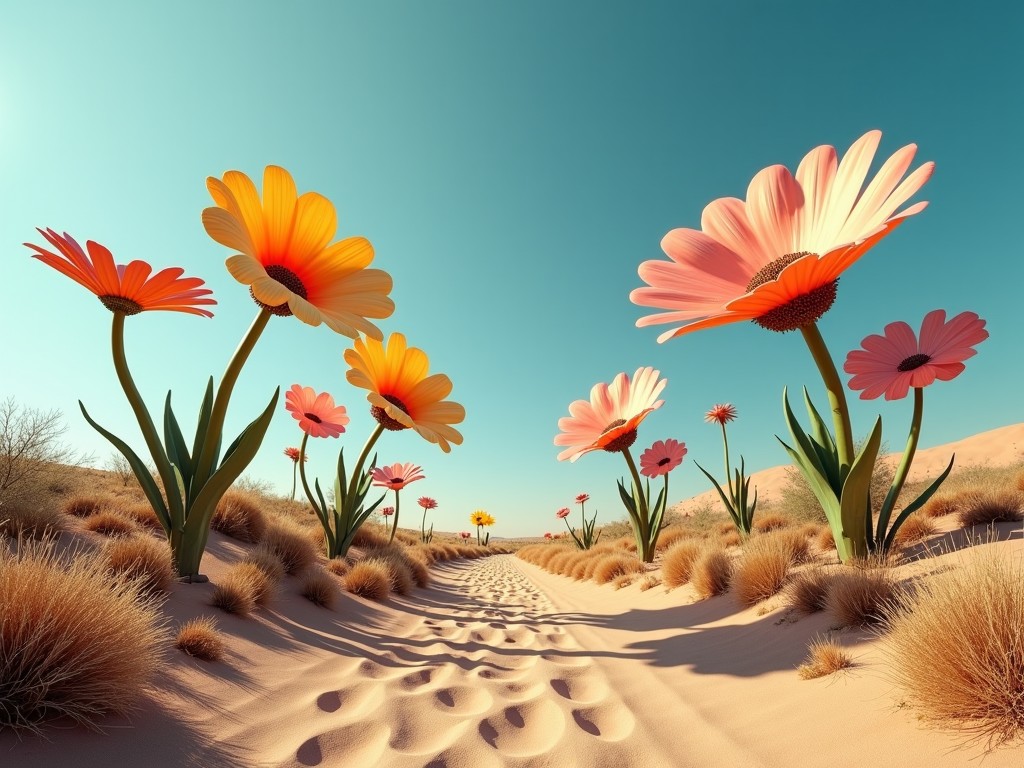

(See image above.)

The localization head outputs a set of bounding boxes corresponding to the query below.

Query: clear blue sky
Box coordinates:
[2,2,1021,538]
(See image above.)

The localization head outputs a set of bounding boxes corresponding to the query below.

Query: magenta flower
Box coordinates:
[371,462,425,490]
[844,310,988,401]
[639,438,687,478]
[544,532,553,540]
[575,493,590,504]
[556,507,570,519]
[418,496,438,510]
[285,385,350,438]
[380,506,395,517]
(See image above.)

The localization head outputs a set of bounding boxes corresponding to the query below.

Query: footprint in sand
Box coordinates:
[478,698,565,757]
[540,653,591,667]
[433,685,494,716]
[398,666,451,692]
[549,668,611,704]
[295,721,389,767]
[572,702,637,741]
[315,681,385,717]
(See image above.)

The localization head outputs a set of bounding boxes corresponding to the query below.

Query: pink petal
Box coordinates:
[745,165,803,260]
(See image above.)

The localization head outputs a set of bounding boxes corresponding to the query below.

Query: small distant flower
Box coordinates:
[556,508,570,519]
[459,531,472,539]
[555,367,667,462]
[705,404,738,425]
[470,511,494,526]
[418,496,438,510]
[284,447,307,462]
[371,462,425,490]
[844,309,989,401]
[575,493,590,504]
[285,385,350,438]
[26,229,216,317]
[544,532,553,540]
[640,438,688,478]
[381,506,395,517]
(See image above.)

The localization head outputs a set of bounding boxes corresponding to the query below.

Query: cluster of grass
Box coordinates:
[211,491,267,543]
[516,541,647,586]
[174,617,224,662]
[798,637,854,679]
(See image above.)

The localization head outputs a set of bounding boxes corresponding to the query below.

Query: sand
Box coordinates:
[3,423,1023,767]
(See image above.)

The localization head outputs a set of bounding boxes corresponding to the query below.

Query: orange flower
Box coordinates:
[26,229,215,317]
[344,333,465,453]
[202,165,393,339]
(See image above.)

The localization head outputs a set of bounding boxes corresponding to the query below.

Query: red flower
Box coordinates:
[371,463,425,491]
[705,404,738,425]
[556,508,570,519]
[418,496,438,510]
[575,493,590,504]
[285,385,350,438]
[639,439,688,478]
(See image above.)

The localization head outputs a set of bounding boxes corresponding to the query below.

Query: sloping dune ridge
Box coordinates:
[2,423,1022,767]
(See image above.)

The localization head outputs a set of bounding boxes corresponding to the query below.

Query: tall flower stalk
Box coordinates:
[470,511,494,545]
[371,463,425,544]
[418,496,437,544]
[694,405,757,535]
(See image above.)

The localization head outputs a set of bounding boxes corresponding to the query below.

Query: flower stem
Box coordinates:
[193,309,271,487]
[110,312,183,531]
[389,490,401,544]
[720,422,733,500]
[622,447,652,559]
[290,461,297,501]
[347,423,386,504]
[800,322,855,470]
[877,387,924,542]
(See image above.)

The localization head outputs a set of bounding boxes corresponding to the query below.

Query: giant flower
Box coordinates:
[371,462,425,491]
[844,310,988,401]
[27,229,215,317]
[640,438,687,478]
[345,333,465,452]
[285,384,350,439]
[631,130,934,340]
[554,367,666,462]
[202,165,394,338]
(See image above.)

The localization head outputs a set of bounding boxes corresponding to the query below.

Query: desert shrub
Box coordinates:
[733,535,792,605]
[547,550,576,575]
[815,525,835,552]
[175,617,224,662]
[0,397,84,509]
[104,535,175,594]
[921,492,963,518]
[799,522,823,539]
[592,554,645,585]
[892,514,939,546]
[242,546,286,582]
[0,501,65,540]
[785,568,834,614]
[957,489,1024,528]
[365,556,413,596]
[324,558,351,578]
[779,448,895,524]
[662,541,705,588]
[691,548,733,599]
[798,637,853,679]
[716,521,736,536]
[719,530,742,548]
[656,527,699,551]
[352,523,389,550]
[394,530,420,547]
[364,545,429,589]
[611,573,637,590]
[558,552,587,577]
[260,521,317,575]
[0,541,167,731]
[300,568,338,608]
[211,491,267,543]
[210,563,273,616]
[344,561,393,601]
[62,495,106,518]
[639,575,662,592]
[119,503,164,532]
[881,549,1024,748]
[569,558,590,580]
[105,451,136,487]
[82,510,139,537]
[752,513,792,533]
[826,567,899,627]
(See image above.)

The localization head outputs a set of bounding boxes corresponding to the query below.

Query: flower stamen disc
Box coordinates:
[98,295,144,315]
[897,353,932,372]
[251,265,309,316]
[746,252,838,333]
[601,419,638,453]
[371,394,411,431]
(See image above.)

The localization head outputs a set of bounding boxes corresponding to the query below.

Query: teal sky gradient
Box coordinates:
[2,1,1021,537]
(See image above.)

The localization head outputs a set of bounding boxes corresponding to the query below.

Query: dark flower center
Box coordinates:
[745,252,838,333]
[304,412,323,424]
[658,457,671,467]
[251,265,308,316]
[99,295,143,315]
[601,418,638,453]
[371,394,411,431]
[897,353,932,372]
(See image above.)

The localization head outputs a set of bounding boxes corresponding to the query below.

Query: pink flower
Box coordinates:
[371,462,425,490]
[704,404,737,425]
[555,367,667,462]
[283,446,307,462]
[844,310,988,401]
[575,493,590,504]
[418,496,438,510]
[556,508,570,519]
[459,531,471,539]
[285,384,350,438]
[381,506,395,517]
[639,438,688,477]
[631,130,934,340]
[544,532,553,540]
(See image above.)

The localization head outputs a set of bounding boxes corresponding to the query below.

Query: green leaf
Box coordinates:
[189,378,215,485]
[163,392,193,493]
[838,417,882,561]
[694,461,741,529]
[881,454,955,553]
[79,401,171,532]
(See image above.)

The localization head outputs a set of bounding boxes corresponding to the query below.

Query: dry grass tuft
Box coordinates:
[592,554,645,585]
[104,535,175,594]
[815,525,835,552]
[883,549,1024,749]
[259,521,318,575]
[352,523,389,550]
[921,493,963,518]
[662,540,705,588]
[639,574,662,592]
[344,560,393,601]
[300,568,338,608]
[324,558,351,578]
[211,491,267,543]
[733,535,793,606]
[752,513,792,533]
[957,489,1024,528]
[691,548,733,599]
[611,573,637,590]
[210,562,273,616]
[0,541,167,731]
[363,546,427,591]
[61,495,106,518]
[826,567,899,627]
[174,617,224,662]
[119,503,164,532]
[81,510,140,537]
[719,530,742,548]
[786,568,834,614]
[893,513,939,546]
[0,502,65,540]
[242,546,286,582]
[656,527,699,551]
[798,637,853,679]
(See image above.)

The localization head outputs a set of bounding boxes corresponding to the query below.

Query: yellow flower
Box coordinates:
[470,511,494,526]
[202,165,394,339]
[345,332,465,452]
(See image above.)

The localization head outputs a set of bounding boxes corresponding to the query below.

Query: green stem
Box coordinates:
[477,524,482,546]
[877,387,924,541]
[720,422,734,502]
[800,322,855,470]
[290,461,297,501]
[297,433,315,509]
[421,505,428,542]
[110,312,183,533]
[622,447,652,560]
[193,309,271,487]
[347,423,386,504]
[389,490,401,544]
